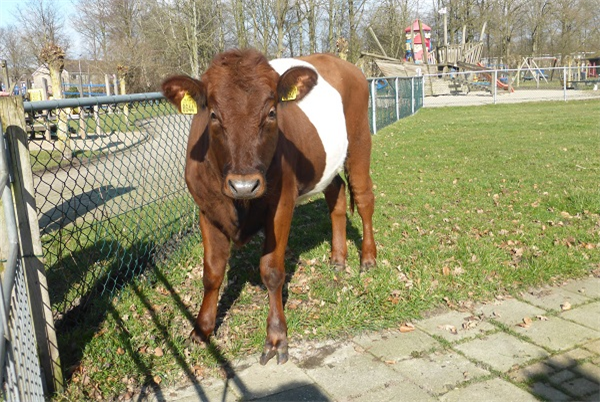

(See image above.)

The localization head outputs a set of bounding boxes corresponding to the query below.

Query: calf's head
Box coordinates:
[162,49,318,200]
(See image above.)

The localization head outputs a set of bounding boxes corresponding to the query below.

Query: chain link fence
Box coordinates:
[0,74,424,394]
[1,125,45,401]
[422,66,600,107]
[368,76,424,134]
[23,95,200,366]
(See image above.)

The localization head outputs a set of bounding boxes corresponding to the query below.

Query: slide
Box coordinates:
[477,63,515,92]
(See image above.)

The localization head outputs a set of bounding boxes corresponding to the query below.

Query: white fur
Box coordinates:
[269,58,348,204]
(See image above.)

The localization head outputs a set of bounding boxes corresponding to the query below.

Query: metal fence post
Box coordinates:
[422,75,425,106]
[0,97,63,394]
[394,77,400,121]
[411,77,415,115]
[493,70,498,104]
[563,67,567,101]
[371,79,377,134]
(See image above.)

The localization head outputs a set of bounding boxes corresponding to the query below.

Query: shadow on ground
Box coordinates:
[51,196,365,400]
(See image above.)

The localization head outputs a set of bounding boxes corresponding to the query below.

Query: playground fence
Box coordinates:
[367,76,424,133]
[422,65,600,107]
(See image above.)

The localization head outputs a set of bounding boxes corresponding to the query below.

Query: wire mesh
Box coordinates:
[2,257,45,402]
[1,125,45,401]
[368,76,423,133]
[19,82,423,387]
[24,95,199,328]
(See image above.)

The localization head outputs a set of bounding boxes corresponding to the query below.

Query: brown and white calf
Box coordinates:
[162,48,376,365]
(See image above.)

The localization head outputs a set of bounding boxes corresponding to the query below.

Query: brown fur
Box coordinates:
[162,49,376,365]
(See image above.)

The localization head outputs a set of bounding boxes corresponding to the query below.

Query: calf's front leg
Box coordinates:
[191,213,230,344]
[259,198,294,365]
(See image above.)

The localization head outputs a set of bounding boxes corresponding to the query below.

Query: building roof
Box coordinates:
[404,20,431,33]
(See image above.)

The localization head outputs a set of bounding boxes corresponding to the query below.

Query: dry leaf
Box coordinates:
[116,347,125,356]
[442,266,451,276]
[287,299,302,310]
[561,302,572,311]
[438,324,458,334]
[517,317,532,328]
[156,286,170,296]
[399,323,415,333]
[536,315,548,321]
[153,375,161,384]
[193,365,204,377]
[154,347,164,357]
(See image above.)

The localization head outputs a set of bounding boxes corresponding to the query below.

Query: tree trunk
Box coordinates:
[41,43,71,160]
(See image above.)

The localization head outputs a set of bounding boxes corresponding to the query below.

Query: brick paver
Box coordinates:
[140,276,600,402]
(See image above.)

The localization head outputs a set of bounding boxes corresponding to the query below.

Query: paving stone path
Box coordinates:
[143,276,599,402]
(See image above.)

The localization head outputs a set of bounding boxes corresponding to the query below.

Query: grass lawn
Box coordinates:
[56,100,599,400]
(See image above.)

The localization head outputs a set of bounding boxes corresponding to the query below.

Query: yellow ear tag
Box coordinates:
[181,92,198,114]
[281,85,298,102]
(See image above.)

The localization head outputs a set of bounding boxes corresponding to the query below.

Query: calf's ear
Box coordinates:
[161,75,206,114]
[277,67,318,103]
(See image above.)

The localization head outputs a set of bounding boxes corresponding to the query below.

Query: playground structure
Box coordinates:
[404,20,433,64]
[562,53,600,89]
[364,18,496,95]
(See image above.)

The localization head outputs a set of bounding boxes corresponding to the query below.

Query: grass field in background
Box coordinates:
[56,100,600,400]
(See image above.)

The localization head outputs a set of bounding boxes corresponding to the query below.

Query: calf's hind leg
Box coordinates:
[346,121,377,270]
[324,175,348,268]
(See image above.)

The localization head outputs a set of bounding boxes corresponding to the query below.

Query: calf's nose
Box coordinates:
[225,173,265,199]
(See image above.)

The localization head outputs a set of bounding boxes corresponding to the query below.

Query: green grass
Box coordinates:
[55,100,600,400]
[31,149,105,171]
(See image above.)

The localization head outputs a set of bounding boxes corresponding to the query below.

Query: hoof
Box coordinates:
[330,259,346,272]
[259,342,288,365]
[359,259,376,272]
[189,328,210,347]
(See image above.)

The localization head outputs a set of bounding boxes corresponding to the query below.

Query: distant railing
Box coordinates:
[422,65,600,106]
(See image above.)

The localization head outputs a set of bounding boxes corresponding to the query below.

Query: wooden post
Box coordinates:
[410,24,415,62]
[368,27,388,57]
[104,74,111,96]
[418,20,430,64]
[1,60,10,91]
[78,106,87,140]
[112,74,118,98]
[0,97,64,395]
[94,105,102,136]
[117,65,129,120]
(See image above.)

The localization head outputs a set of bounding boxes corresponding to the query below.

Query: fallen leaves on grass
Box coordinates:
[388,290,402,305]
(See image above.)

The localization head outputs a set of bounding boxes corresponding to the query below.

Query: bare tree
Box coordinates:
[0,27,35,85]
[74,1,112,60]
[16,0,70,63]
[368,0,416,59]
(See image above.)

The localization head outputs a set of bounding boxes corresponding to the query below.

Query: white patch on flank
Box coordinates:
[269,58,348,204]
